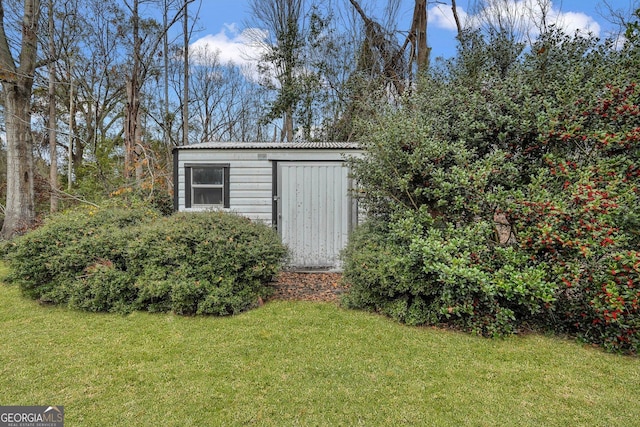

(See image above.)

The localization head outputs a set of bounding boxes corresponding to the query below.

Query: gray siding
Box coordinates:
[178,150,273,222]
[175,144,362,269]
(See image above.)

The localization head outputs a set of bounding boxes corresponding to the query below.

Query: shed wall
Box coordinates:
[175,146,361,269]
[177,150,273,223]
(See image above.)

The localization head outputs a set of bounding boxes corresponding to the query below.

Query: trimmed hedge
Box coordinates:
[6,205,287,315]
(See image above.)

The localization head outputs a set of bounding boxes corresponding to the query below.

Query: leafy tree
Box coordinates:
[248,0,306,142]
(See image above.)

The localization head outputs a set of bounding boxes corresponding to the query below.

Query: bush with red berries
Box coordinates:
[509,83,640,353]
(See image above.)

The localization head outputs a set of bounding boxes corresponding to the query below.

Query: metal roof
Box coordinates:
[174,141,361,150]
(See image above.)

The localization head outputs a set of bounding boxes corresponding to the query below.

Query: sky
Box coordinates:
[187,0,633,70]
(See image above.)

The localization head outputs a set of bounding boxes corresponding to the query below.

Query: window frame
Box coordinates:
[184,163,230,208]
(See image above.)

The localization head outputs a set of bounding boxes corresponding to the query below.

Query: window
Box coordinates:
[185,164,230,208]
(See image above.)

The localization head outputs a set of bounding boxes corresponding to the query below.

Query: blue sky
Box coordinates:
[188,0,633,69]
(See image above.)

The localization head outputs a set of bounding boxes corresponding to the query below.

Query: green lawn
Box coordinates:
[1,280,638,426]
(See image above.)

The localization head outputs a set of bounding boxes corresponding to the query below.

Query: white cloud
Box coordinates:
[429,0,601,39]
[429,4,469,32]
[189,23,269,78]
[553,11,600,37]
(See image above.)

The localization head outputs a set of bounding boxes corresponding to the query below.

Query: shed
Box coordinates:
[173,141,362,270]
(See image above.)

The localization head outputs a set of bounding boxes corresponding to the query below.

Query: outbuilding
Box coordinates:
[173,141,362,270]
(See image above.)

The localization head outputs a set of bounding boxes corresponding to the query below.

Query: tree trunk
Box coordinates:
[124,0,140,181]
[163,0,172,189]
[67,70,74,190]
[2,84,36,237]
[48,0,58,212]
[412,0,429,72]
[182,0,189,146]
[134,111,143,182]
[124,0,190,182]
[283,108,294,142]
[451,0,464,38]
[0,0,41,238]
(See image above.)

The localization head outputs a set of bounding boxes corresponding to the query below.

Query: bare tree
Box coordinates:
[597,0,640,40]
[122,0,192,181]
[44,0,125,188]
[189,45,225,142]
[216,65,272,142]
[181,0,189,146]
[348,0,408,95]
[0,0,41,238]
[467,0,559,44]
[47,0,57,211]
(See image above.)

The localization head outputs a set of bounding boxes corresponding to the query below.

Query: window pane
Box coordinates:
[193,167,223,185]
[193,188,223,205]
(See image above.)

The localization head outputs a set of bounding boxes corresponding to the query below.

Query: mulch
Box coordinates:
[266,272,348,303]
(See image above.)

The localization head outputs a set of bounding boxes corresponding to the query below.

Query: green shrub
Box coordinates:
[6,206,288,316]
[341,32,640,352]
[342,213,555,337]
[506,83,640,353]
[5,204,158,303]
[342,67,557,336]
[130,212,288,315]
[68,261,137,314]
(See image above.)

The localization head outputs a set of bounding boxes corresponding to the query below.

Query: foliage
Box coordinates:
[343,29,640,353]
[5,204,157,304]
[128,212,288,315]
[109,186,174,216]
[344,70,553,336]
[350,76,512,220]
[343,44,553,336]
[508,82,640,353]
[342,215,554,337]
[5,205,287,316]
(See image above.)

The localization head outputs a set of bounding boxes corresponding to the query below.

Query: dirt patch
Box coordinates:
[267,272,347,303]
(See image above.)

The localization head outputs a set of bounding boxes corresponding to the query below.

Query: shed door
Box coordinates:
[277,162,353,269]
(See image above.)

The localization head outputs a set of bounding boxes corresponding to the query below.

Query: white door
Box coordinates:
[277,162,353,269]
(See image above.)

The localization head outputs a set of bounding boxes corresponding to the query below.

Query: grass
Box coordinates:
[0,277,639,426]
